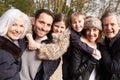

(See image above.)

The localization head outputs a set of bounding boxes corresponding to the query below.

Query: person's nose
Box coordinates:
[15,26,20,32]
[76,22,79,26]
[42,24,48,30]
[107,25,112,30]
[57,28,61,32]
[90,30,94,35]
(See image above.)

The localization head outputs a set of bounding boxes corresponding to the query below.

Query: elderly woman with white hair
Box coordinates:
[0,8,30,80]
[70,17,104,80]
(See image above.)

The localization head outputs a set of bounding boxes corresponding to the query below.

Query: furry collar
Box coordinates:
[0,36,22,60]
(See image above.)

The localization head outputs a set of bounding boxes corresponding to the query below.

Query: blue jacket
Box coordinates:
[0,36,26,80]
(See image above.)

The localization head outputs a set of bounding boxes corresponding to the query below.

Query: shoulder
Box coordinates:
[70,30,80,40]
[71,29,76,36]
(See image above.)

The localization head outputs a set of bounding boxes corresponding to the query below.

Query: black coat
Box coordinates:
[70,43,103,80]
[62,29,95,80]
[100,31,120,80]
[0,36,26,80]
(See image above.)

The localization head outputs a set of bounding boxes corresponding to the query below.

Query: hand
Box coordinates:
[28,40,39,50]
[92,49,101,60]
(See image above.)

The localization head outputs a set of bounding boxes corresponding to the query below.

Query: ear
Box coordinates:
[31,17,35,25]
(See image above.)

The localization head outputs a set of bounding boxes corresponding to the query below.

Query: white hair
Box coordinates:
[0,8,30,39]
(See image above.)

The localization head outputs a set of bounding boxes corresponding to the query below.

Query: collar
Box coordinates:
[0,36,22,60]
[35,36,48,43]
[4,35,20,47]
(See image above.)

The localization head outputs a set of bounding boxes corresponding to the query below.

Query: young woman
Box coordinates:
[70,17,103,80]
[0,8,30,80]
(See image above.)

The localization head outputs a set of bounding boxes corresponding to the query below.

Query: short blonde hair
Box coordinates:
[70,12,85,22]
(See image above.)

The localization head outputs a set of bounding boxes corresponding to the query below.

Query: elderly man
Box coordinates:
[100,11,120,80]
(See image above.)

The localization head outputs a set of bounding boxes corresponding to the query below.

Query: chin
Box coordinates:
[11,37,20,41]
[107,35,114,39]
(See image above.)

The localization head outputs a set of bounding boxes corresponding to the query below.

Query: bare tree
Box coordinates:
[1,0,120,17]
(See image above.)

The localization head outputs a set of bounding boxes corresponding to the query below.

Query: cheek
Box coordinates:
[46,27,51,32]
[34,24,41,31]
[36,22,41,28]
[53,27,57,31]
[103,28,107,33]
[35,21,42,28]
[86,30,90,35]
[7,31,11,37]
[72,24,76,29]
[20,27,25,32]
[103,27,107,30]
[72,23,75,27]
[95,31,100,37]
[7,26,14,34]
[6,27,14,38]
[115,27,119,31]
[80,22,84,26]
[61,28,66,32]
[86,33,90,37]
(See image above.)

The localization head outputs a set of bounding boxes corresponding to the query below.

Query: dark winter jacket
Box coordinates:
[70,43,103,80]
[70,29,94,54]
[62,29,95,80]
[100,31,120,80]
[0,36,26,80]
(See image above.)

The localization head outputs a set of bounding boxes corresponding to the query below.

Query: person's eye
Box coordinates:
[12,23,17,26]
[61,26,65,29]
[47,24,52,27]
[20,25,24,28]
[111,23,115,26]
[54,25,59,28]
[39,21,44,25]
[79,20,81,23]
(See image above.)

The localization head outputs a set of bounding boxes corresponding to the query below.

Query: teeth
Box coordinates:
[12,32,20,36]
[107,32,112,33]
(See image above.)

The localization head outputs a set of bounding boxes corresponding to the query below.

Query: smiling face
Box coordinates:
[71,15,84,32]
[7,17,25,41]
[86,27,100,43]
[33,12,53,40]
[102,15,120,39]
[52,21,66,34]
